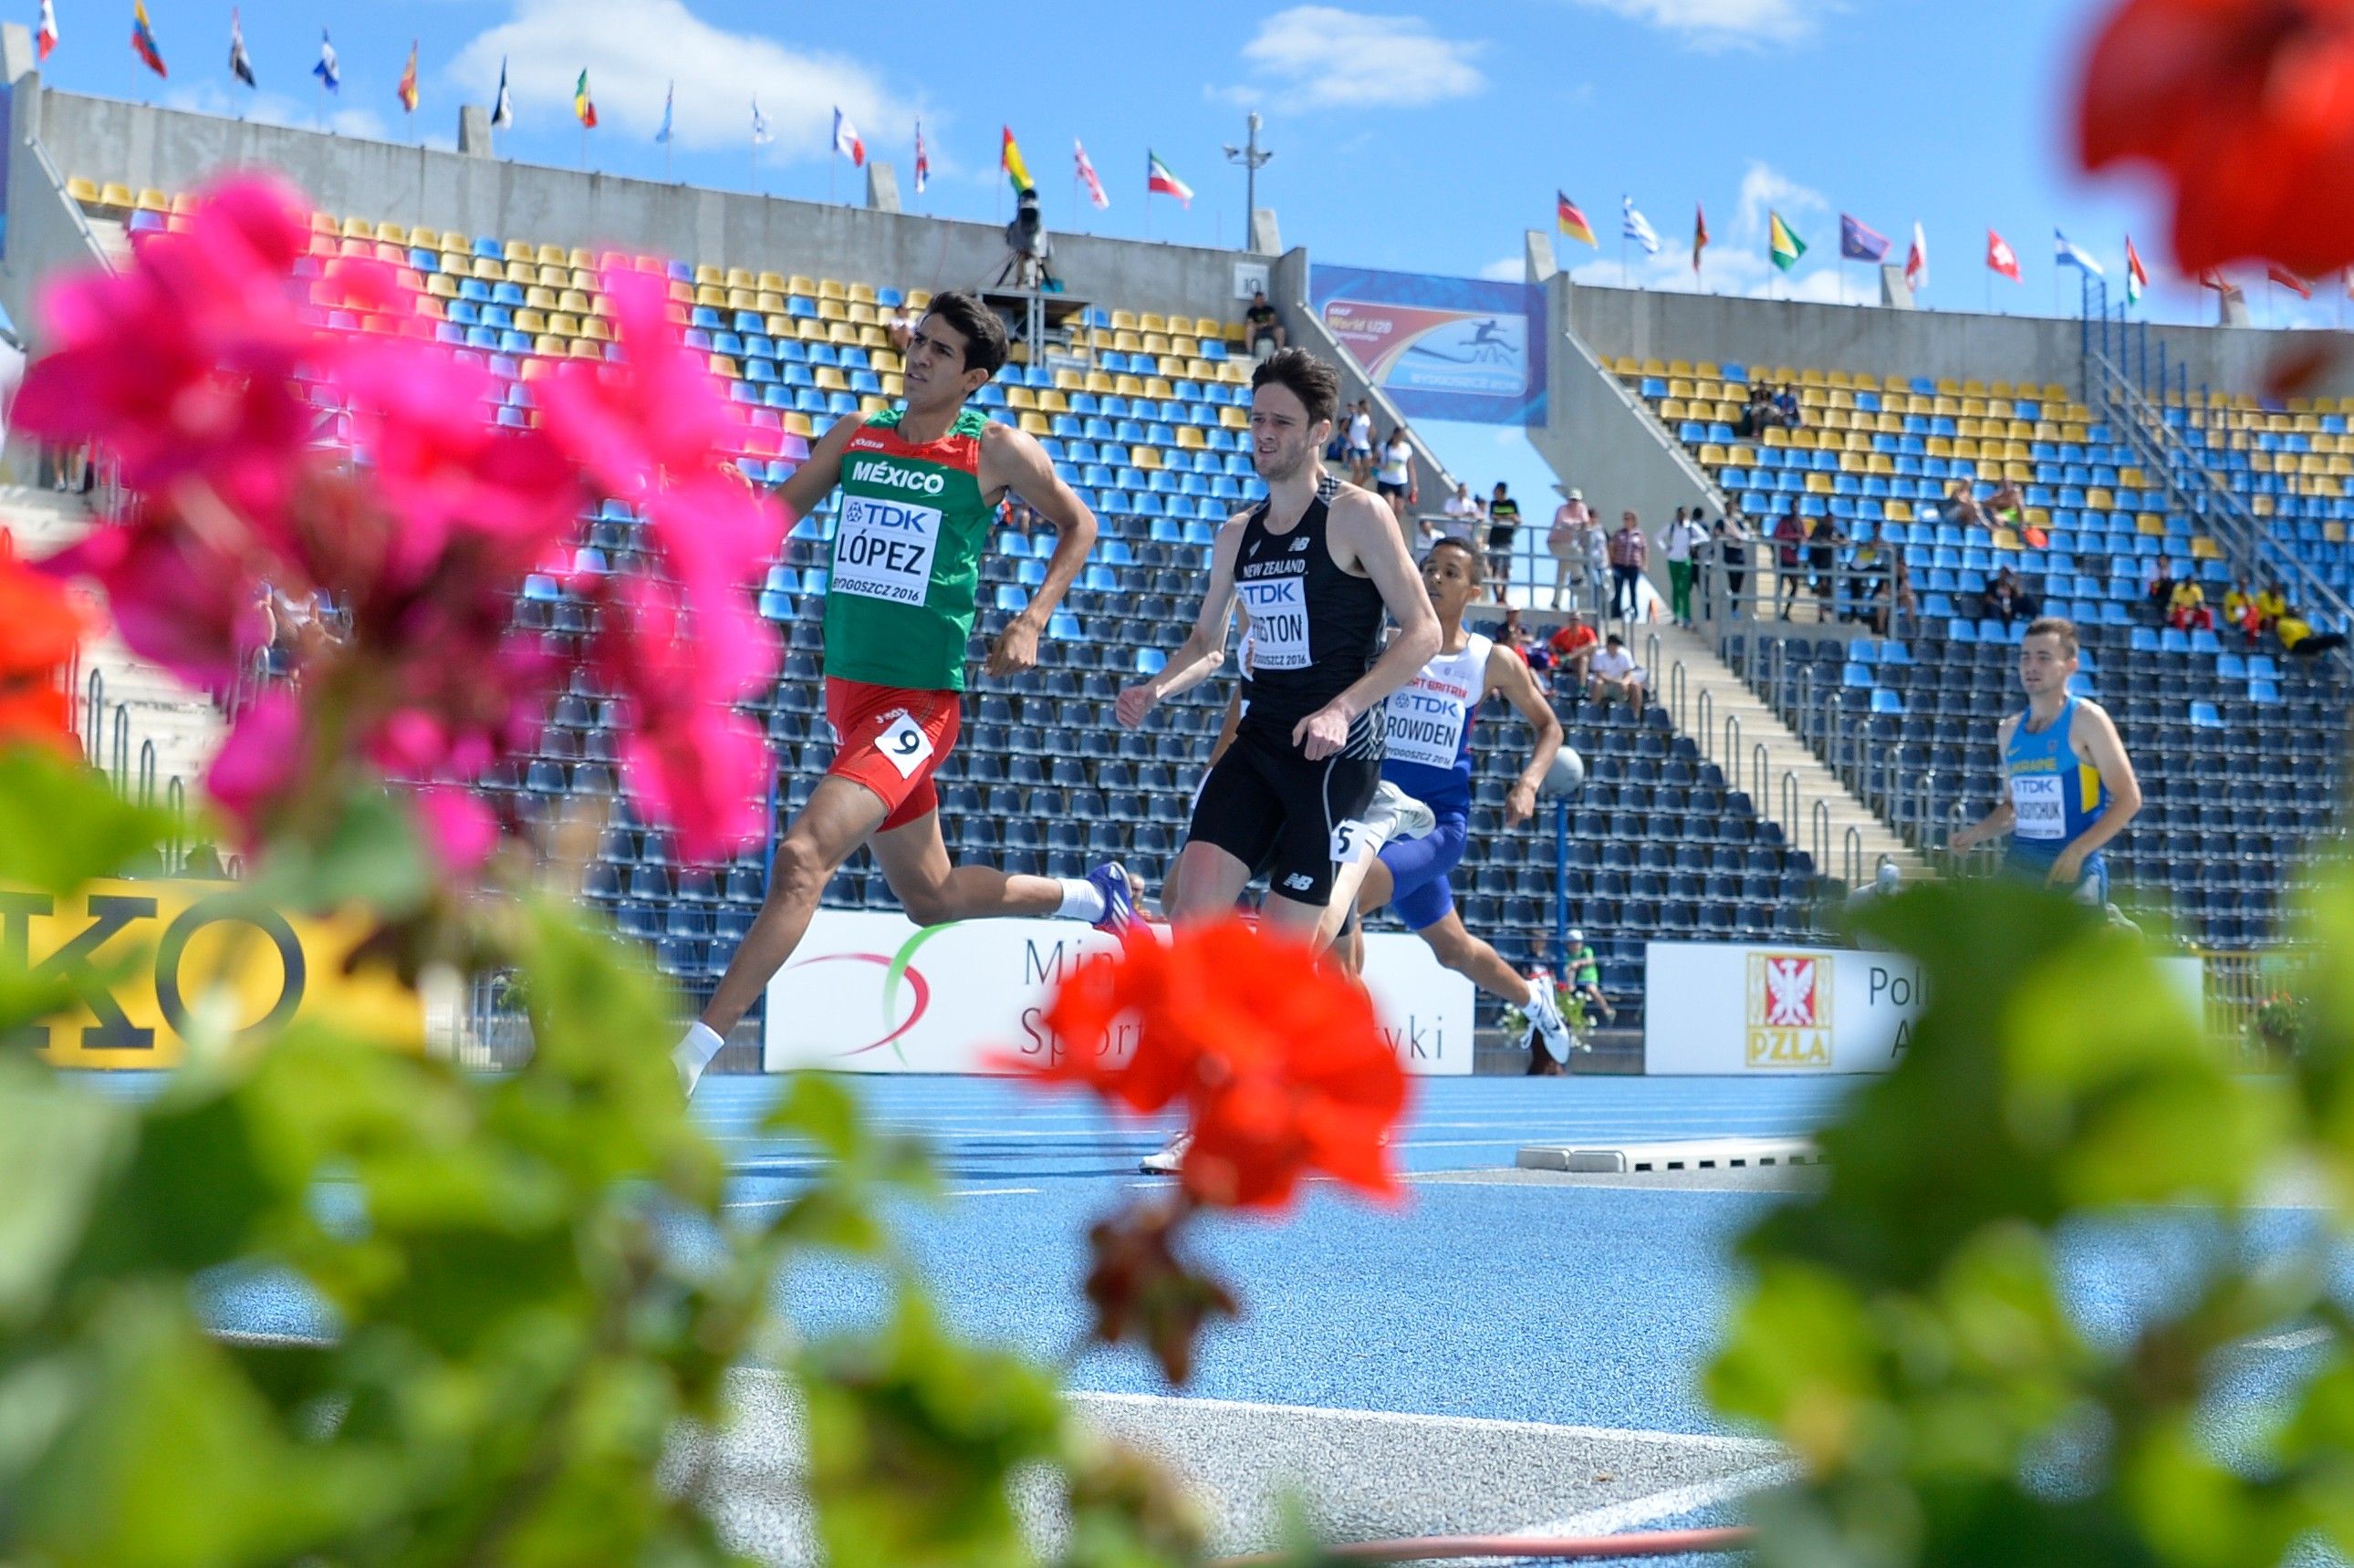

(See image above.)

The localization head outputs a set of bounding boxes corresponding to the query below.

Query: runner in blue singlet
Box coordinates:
[1950,616,2142,903]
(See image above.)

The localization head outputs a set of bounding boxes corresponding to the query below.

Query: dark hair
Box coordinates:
[1426,536,1484,581]
[919,289,1009,378]
[1251,347,1341,429]
[2025,616,2078,654]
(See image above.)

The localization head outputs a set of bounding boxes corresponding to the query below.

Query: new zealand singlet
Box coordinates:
[1231,476,1387,756]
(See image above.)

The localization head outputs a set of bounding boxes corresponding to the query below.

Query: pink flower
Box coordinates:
[205,688,304,842]
[37,506,267,692]
[411,784,500,875]
[536,269,747,503]
[14,173,317,510]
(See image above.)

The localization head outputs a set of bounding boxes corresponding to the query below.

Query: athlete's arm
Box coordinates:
[774,411,860,521]
[1116,514,1244,728]
[978,422,1099,678]
[2048,701,2142,882]
[1294,491,1442,760]
[1949,717,2018,850]
[1488,642,1565,829]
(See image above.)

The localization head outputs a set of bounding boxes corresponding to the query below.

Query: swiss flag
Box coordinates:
[1986,229,2021,282]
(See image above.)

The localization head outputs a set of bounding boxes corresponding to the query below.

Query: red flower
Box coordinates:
[0,553,89,754]
[2079,0,2354,275]
[1012,919,1409,1210]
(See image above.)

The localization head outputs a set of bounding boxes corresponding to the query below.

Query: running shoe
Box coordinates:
[1365,780,1436,843]
[1086,860,1139,934]
[1139,1131,1192,1175]
[1525,981,1573,1065]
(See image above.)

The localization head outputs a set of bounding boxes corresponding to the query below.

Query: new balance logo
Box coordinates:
[1283,873,1315,891]
[1288,535,1311,552]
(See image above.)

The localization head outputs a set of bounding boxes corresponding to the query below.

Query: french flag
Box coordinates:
[832,108,864,168]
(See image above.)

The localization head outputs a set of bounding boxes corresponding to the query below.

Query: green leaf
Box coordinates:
[246,788,433,919]
[0,746,171,895]
[0,1055,126,1331]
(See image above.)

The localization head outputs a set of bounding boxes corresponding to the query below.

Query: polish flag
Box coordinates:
[1904,221,1927,293]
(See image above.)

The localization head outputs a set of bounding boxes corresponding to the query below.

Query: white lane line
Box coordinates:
[1512,1461,1795,1539]
[721,1185,1045,1204]
[1071,1390,1783,1455]
[2243,1326,2331,1352]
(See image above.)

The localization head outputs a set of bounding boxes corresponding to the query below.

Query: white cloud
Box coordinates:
[1572,0,1816,48]
[164,81,390,143]
[1567,237,1859,306]
[1478,254,1525,282]
[448,0,929,159]
[1734,159,1826,244]
[1221,7,1485,109]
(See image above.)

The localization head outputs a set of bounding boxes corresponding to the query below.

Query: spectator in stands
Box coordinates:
[2257,576,2289,628]
[999,497,1035,538]
[1587,631,1646,716]
[1562,929,1615,1024]
[1607,510,1648,619]
[1656,506,1709,628]
[1713,508,1752,616]
[2168,575,2214,632]
[1890,551,1919,636]
[1547,612,1599,689]
[1984,477,2028,532]
[1547,486,1591,610]
[2224,576,2262,641]
[259,582,333,680]
[1345,400,1375,484]
[886,305,915,354]
[1982,565,2036,628]
[1772,506,1807,619]
[1244,289,1285,357]
[1807,514,1844,609]
[1578,504,1609,616]
[2276,605,2348,657]
[1849,537,1893,629]
[1734,385,1776,438]
[1497,607,1534,662]
[1376,427,1416,522]
[1775,383,1804,428]
[2147,560,2179,616]
[1941,480,1989,532]
[1485,481,1522,587]
[1443,481,1485,543]
[182,842,228,879]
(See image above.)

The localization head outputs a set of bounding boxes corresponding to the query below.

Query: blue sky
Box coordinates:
[37,0,2338,506]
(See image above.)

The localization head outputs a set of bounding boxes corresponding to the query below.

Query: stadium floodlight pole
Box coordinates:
[1222,110,1271,252]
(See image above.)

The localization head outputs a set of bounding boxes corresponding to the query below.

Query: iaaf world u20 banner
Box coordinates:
[765,910,1474,1075]
[1309,265,1546,426]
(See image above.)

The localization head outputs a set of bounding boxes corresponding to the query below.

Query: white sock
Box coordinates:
[1524,978,1548,1010]
[1056,877,1108,922]
[673,1021,724,1073]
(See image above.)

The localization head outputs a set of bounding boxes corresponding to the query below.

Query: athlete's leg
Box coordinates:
[699,774,889,1037]
[868,808,1064,926]
[1164,840,1254,923]
[1417,910,1539,1004]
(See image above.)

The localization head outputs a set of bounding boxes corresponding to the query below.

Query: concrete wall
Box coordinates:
[21,85,1266,336]
[0,57,111,340]
[1561,278,2354,400]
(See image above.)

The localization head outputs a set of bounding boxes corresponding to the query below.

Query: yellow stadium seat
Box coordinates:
[1176,426,1207,450]
[693,264,723,286]
[848,282,876,304]
[425,274,459,299]
[1015,411,1050,436]
[514,309,547,335]
[2136,514,2166,535]
[2191,536,2224,560]
[523,335,557,358]
[1112,329,1142,352]
[520,286,553,311]
[725,287,755,310]
[818,278,848,299]
[1110,309,1141,331]
[1113,374,1147,397]
[1991,527,2021,550]
[754,289,785,313]
[547,313,580,337]
[880,374,905,398]
[846,302,876,325]
[1005,386,1037,410]
[337,214,372,237]
[1085,371,1116,394]
[826,321,857,345]
[1037,389,1068,413]
[503,260,533,285]
[568,340,603,359]
[2084,486,2113,510]
[708,354,738,379]
[816,298,848,322]
[856,326,889,349]
[754,271,786,293]
[558,289,592,314]
[1219,405,1248,430]
[66,174,99,205]
[813,367,848,391]
[725,267,754,289]
[580,317,612,342]
[1136,313,1166,334]
[695,284,726,306]
[786,274,818,296]
[1145,377,1175,399]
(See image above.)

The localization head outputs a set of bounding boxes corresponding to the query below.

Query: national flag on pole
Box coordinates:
[1001,127,1031,192]
[130,1,166,78]
[751,97,771,145]
[2125,236,2148,306]
[1075,140,1109,209]
[1905,222,1929,293]
[1838,214,1890,263]
[1147,151,1193,206]
[2196,267,2231,292]
[312,29,338,91]
[2268,262,2313,298]
[230,10,256,88]
[491,57,514,129]
[1768,211,1807,272]
[397,40,419,115]
[913,121,929,193]
[2054,228,2104,276]
[1557,192,1596,248]
[36,0,57,62]
[1986,228,2021,282]
[832,108,863,166]
[1693,203,1709,275]
[1621,196,1660,255]
[573,70,596,129]
[653,82,672,143]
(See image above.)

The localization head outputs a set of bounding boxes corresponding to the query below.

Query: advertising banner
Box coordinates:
[17,877,426,1067]
[1642,940,2203,1075]
[1308,265,1546,425]
[765,911,1475,1075]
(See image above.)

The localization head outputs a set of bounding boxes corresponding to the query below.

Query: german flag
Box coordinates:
[1557,192,1596,248]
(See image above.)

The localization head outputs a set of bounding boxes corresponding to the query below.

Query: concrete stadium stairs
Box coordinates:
[1642,623,1929,886]
[3,484,223,794]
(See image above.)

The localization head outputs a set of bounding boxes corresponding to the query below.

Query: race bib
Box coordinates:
[2008,774,2066,840]
[876,711,934,779]
[1329,817,1373,866]
[832,493,942,606]
[1235,575,1310,670]
[1383,682,1467,770]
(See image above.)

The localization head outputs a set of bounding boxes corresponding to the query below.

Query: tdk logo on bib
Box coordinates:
[835,494,942,604]
[1235,575,1310,669]
[848,458,948,497]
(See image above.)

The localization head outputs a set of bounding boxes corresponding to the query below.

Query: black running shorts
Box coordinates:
[1184,722,1381,909]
